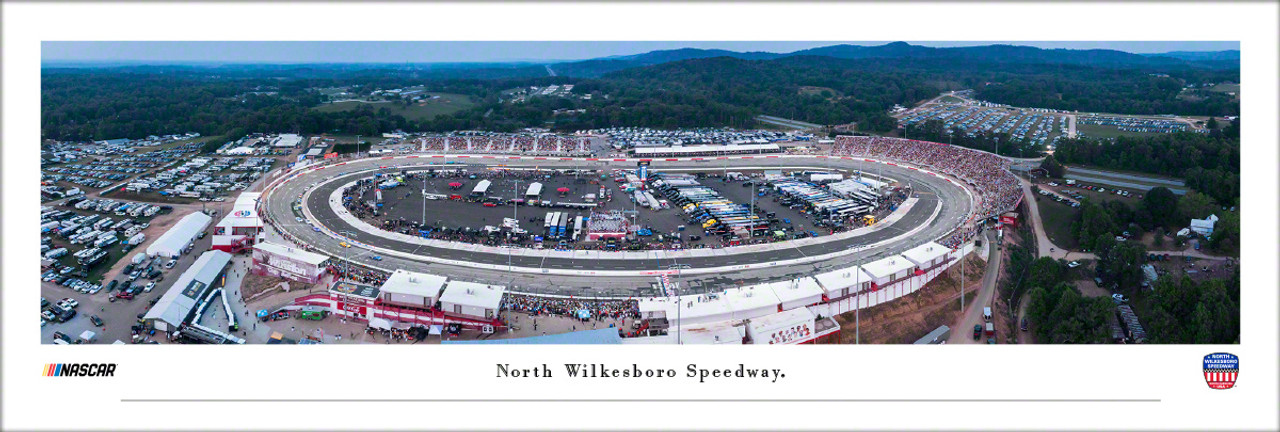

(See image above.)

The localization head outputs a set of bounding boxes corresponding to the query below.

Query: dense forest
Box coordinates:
[1144,272,1241,344]
[1062,186,1238,255]
[975,70,1239,117]
[42,45,1239,142]
[1052,124,1240,205]
[1017,252,1239,344]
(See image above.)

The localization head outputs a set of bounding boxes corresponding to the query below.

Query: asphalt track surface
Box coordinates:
[266,156,973,296]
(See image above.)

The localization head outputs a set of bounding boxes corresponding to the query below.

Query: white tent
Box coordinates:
[146,212,212,258]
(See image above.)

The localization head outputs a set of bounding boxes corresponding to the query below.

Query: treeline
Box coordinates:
[1026,281,1116,344]
[975,69,1239,116]
[1052,126,1240,206]
[1144,272,1240,344]
[1069,188,1238,255]
[1020,240,1239,344]
[42,55,1239,142]
[40,72,527,140]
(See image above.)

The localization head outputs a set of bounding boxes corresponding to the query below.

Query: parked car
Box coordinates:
[165,260,176,269]
[1111,293,1129,303]
[1067,261,1081,268]
[972,324,982,340]
[90,315,104,326]
[60,298,79,308]
[1020,318,1029,331]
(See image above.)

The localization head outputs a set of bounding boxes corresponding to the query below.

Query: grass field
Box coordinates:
[937,95,964,104]
[1036,195,1080,251]
[313,93,477,121]
[1207,83,1240,94]
[1075,123,1167,139]
[799,85,841,95]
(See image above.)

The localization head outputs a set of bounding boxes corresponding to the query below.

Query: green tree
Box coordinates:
[1208,211,1239,254]
[1142,186,1179,228]
[1177,190,1217,222]
[1077,201,1117,249]
[1040,154,1067,178]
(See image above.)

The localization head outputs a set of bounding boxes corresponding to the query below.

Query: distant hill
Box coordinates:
[553,42,1237,77]
[552,48,782,77]
[1148,50,1240,61]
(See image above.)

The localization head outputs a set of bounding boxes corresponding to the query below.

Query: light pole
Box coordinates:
[430,175,435,230]
[509,178,521,272]
[337,230,359,281]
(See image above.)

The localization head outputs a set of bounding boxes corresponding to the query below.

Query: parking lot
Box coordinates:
[40,217,220,344]
[898,102,1069,147]
[41,136,208,203]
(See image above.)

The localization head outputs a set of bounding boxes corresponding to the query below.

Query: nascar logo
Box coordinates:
[1202,353,1238,390]
[42,363,116,377]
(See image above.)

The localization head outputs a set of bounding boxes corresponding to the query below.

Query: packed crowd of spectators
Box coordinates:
[413,133,591,156]
[830,136,1023,247]
[325,263,390,286]
[504,293,641,321]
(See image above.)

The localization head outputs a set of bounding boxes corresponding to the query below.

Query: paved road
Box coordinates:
[267,156,972,296]
[948,229,1001,344]
[1066,167,1185,187]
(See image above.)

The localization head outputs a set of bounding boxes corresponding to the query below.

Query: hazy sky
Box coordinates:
[42,41,1241,64]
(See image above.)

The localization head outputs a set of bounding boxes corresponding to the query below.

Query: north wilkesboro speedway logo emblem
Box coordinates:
[42,363,116,377]
[1202,353,1238,389]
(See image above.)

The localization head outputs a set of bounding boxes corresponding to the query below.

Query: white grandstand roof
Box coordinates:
[380,270,448,299]
[763,277,825,306]
[813,266,871,293]
[900,241,950,266]
[671,293,735,325]
[637,297,676,317]
[633,143,779,155]
[860,255,916,279]
[723,285,782,318]
[253,242,329,266]
[677,319,748,345]
[439,281,505,310]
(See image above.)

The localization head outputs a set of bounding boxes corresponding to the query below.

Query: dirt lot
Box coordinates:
[833,254,986,344]
[241,272,294,302]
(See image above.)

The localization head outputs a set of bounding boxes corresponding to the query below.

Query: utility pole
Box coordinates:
[960,240,965,312]
[855,255,861,345]
[509,178,521,272]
